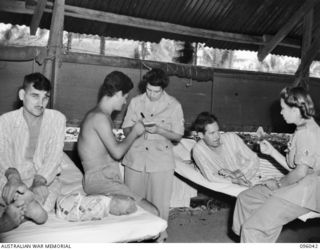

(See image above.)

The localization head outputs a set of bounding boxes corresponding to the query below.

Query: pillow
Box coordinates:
[173,138,197,162]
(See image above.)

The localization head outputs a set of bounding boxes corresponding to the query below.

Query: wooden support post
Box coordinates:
[66,32,72,52]
[294,25,320,87]
[43,0,65,108]
[140,42,146,60]
[100,36,105,55]
[193,42,198,66]
[294,9,314,88]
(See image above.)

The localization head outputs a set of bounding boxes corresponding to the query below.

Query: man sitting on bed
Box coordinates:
[77,71,158,216]
[191,112,284,187]
[0,72,66,232]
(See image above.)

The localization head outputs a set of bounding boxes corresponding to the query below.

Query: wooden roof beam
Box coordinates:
[0,45,46,62]
[294,9,314,88]
[62,4,301,48]
[301,10,314,59]
[257,0,319,62]
[0,0,301,50]
[29,0,47,35]
[294,25,320,86]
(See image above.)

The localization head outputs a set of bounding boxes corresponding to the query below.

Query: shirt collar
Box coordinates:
[13,107,47,128]
[296,117,315,131]
[140,90,171,107]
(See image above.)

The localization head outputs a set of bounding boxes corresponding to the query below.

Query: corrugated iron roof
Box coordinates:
[1,0,320,59]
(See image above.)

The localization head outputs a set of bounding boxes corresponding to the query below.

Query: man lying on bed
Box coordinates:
[0,73,65,232]
[191,112,284,187]
[77,71,158,217]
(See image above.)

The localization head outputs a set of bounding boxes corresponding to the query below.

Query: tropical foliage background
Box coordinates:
[1,23,320,78]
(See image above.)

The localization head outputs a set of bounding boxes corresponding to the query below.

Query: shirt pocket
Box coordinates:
[154,115,172,130]
[154,141,173,157]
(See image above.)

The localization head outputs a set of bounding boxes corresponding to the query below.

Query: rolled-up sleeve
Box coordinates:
[294,131,317,169]
[171,103,184,136]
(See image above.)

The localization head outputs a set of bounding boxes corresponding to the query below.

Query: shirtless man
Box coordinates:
[77,71,158,215]
[0,72,66,232]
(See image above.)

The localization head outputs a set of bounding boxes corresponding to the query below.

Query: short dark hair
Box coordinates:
[98,71,134,101]
[23,72,51,92]
[138,68,169,93]
[192,112,218,133]
[280,86,315,119]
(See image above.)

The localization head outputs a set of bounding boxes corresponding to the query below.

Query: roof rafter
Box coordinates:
[257,0,319,62]
[29,0,48,35]
[0,0,301,50]
[295,9,314,87]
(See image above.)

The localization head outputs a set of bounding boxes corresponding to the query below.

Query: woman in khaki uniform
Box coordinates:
[232,86,320,242]
[122,68,184,241]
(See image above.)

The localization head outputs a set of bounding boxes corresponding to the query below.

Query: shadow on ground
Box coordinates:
[166,191,320,243]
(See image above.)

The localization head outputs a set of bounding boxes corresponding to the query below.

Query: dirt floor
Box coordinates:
[165,191,320,243]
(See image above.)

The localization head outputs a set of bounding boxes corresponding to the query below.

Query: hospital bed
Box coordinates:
[172,137,320,222]
[0,151,167,243]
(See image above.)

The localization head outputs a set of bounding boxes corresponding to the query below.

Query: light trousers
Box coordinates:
[124,167,174,221]
[232,184,310,243]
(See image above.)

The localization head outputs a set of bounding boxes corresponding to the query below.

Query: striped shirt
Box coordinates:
[0,108,66,193]
[192,132,283,185]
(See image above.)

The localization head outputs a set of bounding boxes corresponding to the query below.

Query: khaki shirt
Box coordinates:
[275,118,320,212]
[122,91,184,172]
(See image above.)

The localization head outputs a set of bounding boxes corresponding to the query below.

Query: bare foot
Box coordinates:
[15,187,34,203]
[109,195,137,216]
[0,204,25,233]
[14,189,48,224]
[25,200,48,224]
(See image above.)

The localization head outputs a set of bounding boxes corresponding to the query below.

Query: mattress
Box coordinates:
[0,207,167,243]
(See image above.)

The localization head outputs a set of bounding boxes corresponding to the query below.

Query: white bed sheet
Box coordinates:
[174,160,247,197]
[0,207,167,243]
